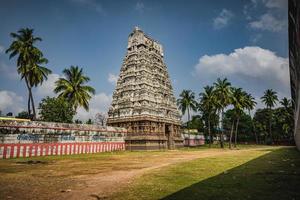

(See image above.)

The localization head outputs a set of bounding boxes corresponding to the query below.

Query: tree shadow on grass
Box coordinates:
[161,148,300,200]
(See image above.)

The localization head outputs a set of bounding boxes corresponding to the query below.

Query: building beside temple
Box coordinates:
[107,27,183,150]
[289,0,300,150]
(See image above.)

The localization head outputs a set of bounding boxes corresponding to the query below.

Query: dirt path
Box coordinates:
[60,148,267,200]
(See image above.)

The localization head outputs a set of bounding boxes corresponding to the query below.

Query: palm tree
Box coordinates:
[229,88,242,148]
[214,78,232,148]
[199,86,216,147]
[244,93,257,144]
[280,97,291,110]
[29,53,52,117]
[233,89,248,148]
[261,89,278,142]
[6,28,50,119]
[54,66,95,111]
[177,90,197,131]
[280,97,293,140]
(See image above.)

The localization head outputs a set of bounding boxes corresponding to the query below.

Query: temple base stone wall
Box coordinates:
[107,118,183,150]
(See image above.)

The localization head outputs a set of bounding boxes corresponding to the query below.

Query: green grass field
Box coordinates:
[113,147,300,200]
[0,145,299,200]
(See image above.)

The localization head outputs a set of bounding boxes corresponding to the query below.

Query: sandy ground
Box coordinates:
[58,149,263,200]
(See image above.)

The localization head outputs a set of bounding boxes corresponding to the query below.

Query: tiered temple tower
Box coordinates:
[107,27,183,150]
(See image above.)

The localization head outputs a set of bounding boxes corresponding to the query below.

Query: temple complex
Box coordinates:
[107,27,183,150]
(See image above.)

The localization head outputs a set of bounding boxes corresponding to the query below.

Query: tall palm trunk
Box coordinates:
[234,116,240,148]
[24,76,32,117]
[229,120,235,149]
[24,75,36,120]
[208,113,212,147]
[220,109,224,148]
[187,107,190,147]
[29,88,36,120]
[248,110,258,144]
[268,107,273,143]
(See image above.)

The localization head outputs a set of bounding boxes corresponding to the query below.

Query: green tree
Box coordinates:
[38,97,76,123]
[199,85,216,146]
[86,119,93,124]
[223,109,253,142]
[74,119,83,124]
[214,78,232,148]
[253,108,270,143]
[244,93,257,143]
[274,98,293,142]
[261,89,278,142]
[6,28,51,119]
[229,88,245,148]
[186,115,204,132]
[177,90,197,130]
[54,66,95,111]
[16,111,30,119]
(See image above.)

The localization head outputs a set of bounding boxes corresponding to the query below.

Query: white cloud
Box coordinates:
[245,0,287,32]
[213,9,234,29]
[75,92,112,121]
[243,5,252,20]
[135,2,145,13]
[36,73,61,98]
[108,73,118,85]
[0,62,18,80]
[250,34,263,43]
[249,0,287,9]
[261,0,287,9]
[71,0,105,14]
[194,46,290,99]
[0,45,4,53]
[0,90,24,115]
[249,13,286,32]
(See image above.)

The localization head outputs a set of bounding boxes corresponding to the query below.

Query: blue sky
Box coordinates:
[0,0,289,120]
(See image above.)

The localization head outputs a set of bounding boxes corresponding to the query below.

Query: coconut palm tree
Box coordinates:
[261,89,278,142]
[279,97,293,140]
[233,89,248,148]
[244,93,257,144]
[29,54,52,115]
[6,28,50,119]
[54,66,95,111]
[214,78,232,148]
[280,97,292,110]
[177,90,197,130]
[229,88,242,148]
[199,86,216,147]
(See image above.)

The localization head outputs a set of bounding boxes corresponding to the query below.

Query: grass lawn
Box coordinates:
[112,146,300,200]
[0,145,299,200]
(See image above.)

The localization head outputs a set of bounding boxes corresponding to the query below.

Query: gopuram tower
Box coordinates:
[107,27,183,150]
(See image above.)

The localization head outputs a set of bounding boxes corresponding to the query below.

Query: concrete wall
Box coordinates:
[183,134,205,147]
[289,0,300,150]
[0,120,127,159]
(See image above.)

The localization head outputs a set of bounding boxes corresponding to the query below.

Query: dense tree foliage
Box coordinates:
[16,111,30,119]
[261,89,278,142]
[183,115,204,132]
[223,109,253,142]
[38,97,76,123]
[181,78,293,148]
[254,106,293,144]
[213,78,232,148]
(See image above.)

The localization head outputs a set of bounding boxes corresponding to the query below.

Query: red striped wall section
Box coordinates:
[0,142,125,159]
